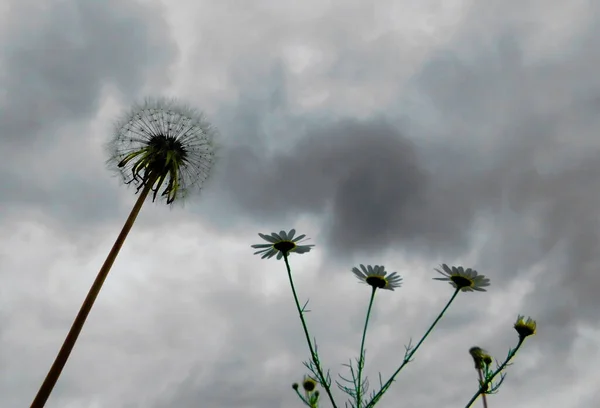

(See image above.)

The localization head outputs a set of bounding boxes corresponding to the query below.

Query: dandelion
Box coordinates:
[514,315,537,339]
[351,264,403,291]
[108,97,218,204]
[251,229,315,260]
[433,264,490,292]
[31,98,218,408]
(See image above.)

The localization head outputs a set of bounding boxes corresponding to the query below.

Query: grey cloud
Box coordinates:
[207,0,600,351]
[0,0,178,224]
[0,0,177,146]
[219,118,468,260]
[216,107,494,262]
[3,0,600,407]
[405,21,600,330]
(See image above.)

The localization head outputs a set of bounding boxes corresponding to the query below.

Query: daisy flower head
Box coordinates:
[514,315,536,339]
[251,229,315,260]
[352,264,403,291]
[433,264,490,292]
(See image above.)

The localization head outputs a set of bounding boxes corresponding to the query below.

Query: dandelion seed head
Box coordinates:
[106,97,219,205]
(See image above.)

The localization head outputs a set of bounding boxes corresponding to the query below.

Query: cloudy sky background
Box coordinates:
[1,0,600,407]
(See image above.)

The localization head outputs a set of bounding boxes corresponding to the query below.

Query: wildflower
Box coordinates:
[107,97,218,204]
[352,264,403,291]
[433,264,490,292]
[514,315,536,339]
[31,98,219,408]
[251,229,315,260]
[302,376,318,392]
[469,346,493,369]
[310,390,321,407]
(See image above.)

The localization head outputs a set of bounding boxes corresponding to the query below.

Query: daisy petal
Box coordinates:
[251,243,274,249]
[259,233,279,243]
[292,234,306,242]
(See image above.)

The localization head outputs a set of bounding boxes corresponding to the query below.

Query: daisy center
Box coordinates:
[302,379,316,392]
[274,241,296,253]
[515,324,535,337]
[450,275,473,288]
[365,276,387,289]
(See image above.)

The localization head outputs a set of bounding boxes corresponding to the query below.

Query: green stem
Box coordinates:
[365,288,461,408]
[283,254,338,408]
[30,174,158,408]
[464,338,525,408]
[356,287,377,408]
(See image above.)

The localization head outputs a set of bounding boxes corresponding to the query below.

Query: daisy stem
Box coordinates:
[283,254,338,408]
[464,338,525,408]
[356,287,377,408]
[365,288,460,408]
[477,369,489,408]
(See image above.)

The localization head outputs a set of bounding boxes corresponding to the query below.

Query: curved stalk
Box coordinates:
[31,175,157,408]
[356,287,377,408]
[366,288,460,408]
[283,254,338,408]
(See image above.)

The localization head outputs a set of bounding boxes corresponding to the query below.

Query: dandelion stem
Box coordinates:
[283,254,338,408]
[365,288,460,408]
[356,287,376,408]
[464,338,525,408]
[30,173,158,408]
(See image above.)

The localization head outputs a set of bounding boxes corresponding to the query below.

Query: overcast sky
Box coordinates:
[1,0,599,407]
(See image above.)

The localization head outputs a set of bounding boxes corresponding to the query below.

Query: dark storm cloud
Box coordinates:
[0,0,178,223]
[218,107,505,261]
[221,118,481,259]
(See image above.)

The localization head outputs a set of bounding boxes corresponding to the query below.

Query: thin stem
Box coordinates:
[283,254,338,408]
[365,288,461,408]
[464,338,526,408]
[30,175,157,408]
[477,369,489,408]
[356,287,377,408]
